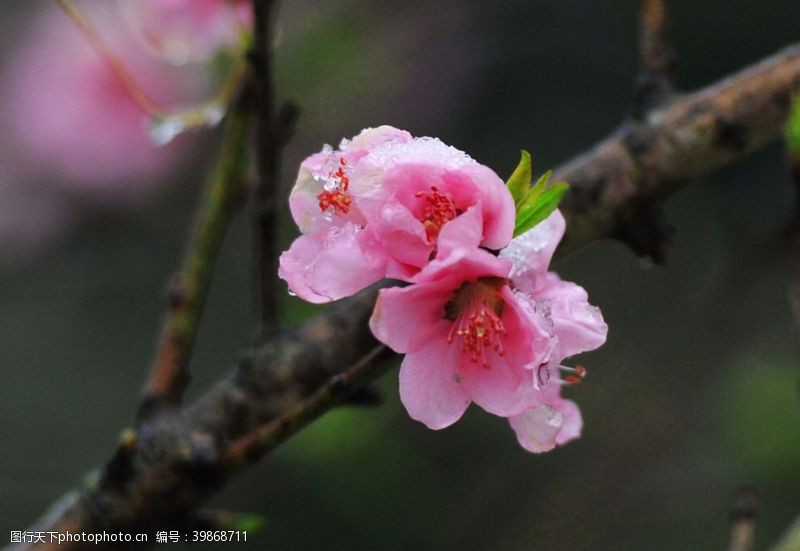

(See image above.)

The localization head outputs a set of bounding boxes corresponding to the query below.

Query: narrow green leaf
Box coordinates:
[520,169,552,211]
[506,149,532,206]
[513,182,568,237]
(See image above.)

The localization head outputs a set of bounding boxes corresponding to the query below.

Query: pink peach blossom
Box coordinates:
[121,0,251,65]
[279,126,413,303]
[280,127,515,302]
[354,138,515,279]
[287,126,413,236]
[370,246,553,429]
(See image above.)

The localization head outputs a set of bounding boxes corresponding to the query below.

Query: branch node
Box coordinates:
[613,200,674,264]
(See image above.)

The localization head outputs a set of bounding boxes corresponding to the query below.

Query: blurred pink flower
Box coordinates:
[370,246,553,429]
[279,126,515,302]
[121,0,251,65]
[1,4,198,201]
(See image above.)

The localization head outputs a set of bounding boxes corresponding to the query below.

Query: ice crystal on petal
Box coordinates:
[366,137,475,170]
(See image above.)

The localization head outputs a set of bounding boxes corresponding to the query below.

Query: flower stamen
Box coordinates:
[415,186,457,242]
[559,364,587,385]
[317,157,352,214]
[445,277,507,367]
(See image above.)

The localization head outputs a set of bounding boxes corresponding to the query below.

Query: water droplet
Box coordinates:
[202,103,225,126]
[149,117,185,146]
[148,103,227,145]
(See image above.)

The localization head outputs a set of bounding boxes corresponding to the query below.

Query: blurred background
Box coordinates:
[1,1,799,549]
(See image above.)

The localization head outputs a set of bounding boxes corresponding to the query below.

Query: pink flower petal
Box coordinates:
[370,282,453,353]
[436,205,484,260]
[461,349,533,417]
[554,398,583,446]
[535,273,608,359]
[458,163,515,250]
[279,224,386,303]
[399,334,471,430]
[371,196,432,271]
[508,403,564,453]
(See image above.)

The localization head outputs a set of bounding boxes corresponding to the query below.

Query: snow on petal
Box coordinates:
[500,209,566,291]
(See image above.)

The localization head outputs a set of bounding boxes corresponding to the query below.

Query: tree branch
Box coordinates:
[557,43,800,256]
[6,290,384,551]
[251,0,297,336]
[635,0,675,110]
[138,88,252,418]
[221,344,392,469]
[8,38,800,551]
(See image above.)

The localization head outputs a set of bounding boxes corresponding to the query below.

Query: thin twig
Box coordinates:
[138,87,253,418]
[727,487,759,551]
[635,0,675,111]
[55,0,163,117]
[251,0,283,336]
[221,345,392,470]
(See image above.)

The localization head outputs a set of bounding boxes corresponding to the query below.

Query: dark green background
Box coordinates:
[2,1,799,549]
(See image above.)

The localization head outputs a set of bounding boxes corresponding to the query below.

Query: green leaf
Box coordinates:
[519,169,552,211]
[513,181,568,237]
[786,94,800,156]
[506,150,532,205]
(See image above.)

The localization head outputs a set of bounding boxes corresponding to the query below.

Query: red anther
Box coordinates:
[317,156,351,214]
[574,365,586,377]
[416,186,457,242]
[444,277,507,367]
[564,375,583,385]
[317,190,352,214]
